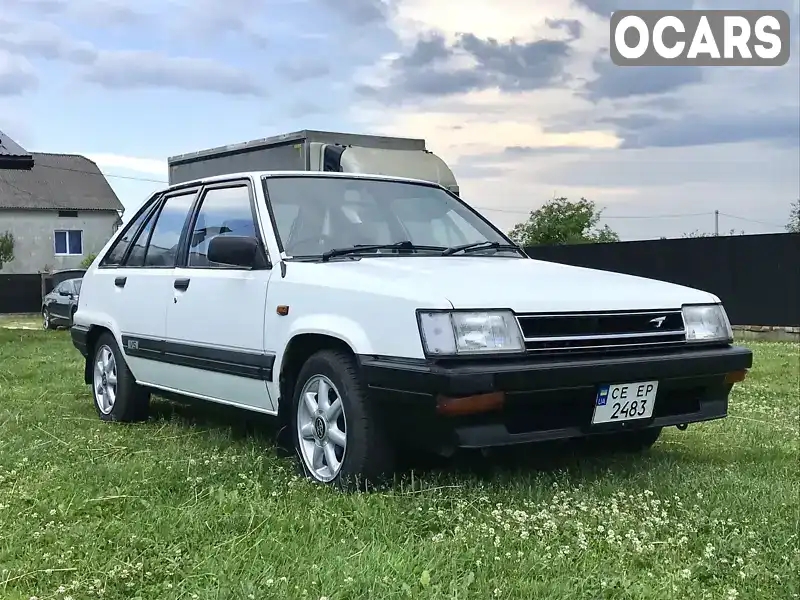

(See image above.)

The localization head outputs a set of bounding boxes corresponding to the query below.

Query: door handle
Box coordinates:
[174,278,190,291]
[114,276,127,287]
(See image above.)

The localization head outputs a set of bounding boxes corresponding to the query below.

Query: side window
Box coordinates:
[187,186,258,267]
[101,201,157,266]
[125,208,159,267]
[142,193,196,267]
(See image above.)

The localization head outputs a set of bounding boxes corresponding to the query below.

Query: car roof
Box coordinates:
[166,170,442,193]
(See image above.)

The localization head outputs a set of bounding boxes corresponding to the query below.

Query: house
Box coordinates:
[0,136,124,274]
[0,130,34,170]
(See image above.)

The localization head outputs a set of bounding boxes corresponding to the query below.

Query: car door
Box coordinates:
[91,188,199,385]
[163,178,277,413]
[58,280,76,321]
[48,282,68,321]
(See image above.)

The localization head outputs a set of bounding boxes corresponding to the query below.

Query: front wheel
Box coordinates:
[291,350,394,489]
[42,308,55,330]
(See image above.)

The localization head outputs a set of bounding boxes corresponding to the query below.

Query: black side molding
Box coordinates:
[121,335,275,381]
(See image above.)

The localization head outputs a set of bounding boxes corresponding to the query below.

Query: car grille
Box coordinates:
[516,309,686,353]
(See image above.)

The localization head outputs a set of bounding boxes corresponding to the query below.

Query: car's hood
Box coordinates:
[311,256,718,312]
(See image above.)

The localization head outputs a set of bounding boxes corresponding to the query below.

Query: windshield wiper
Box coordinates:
[320,240,446,262]
[441,241,524,256]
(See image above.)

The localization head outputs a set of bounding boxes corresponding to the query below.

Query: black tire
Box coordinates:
[90,332,150,422]
[42,308,55,330]
[290,349,394,490]
[600,426,663,453]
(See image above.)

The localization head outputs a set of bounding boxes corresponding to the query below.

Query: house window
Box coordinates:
[54,230,83,256]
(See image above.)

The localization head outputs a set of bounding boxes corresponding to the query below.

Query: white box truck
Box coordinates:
[167,129,459,195]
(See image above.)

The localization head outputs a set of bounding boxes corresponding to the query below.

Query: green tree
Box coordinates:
[507,197,620,246]
[80,253,97,268]
[0,231,14,269]
[682,229,744,238]
[787,199,800,233]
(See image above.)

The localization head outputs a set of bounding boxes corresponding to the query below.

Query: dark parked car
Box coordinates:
[42,277,82,329]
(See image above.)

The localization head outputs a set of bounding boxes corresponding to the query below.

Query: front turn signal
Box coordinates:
[725,370,748,384]
[436,391,505,416]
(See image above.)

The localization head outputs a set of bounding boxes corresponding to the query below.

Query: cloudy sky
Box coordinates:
[1,0,798,240]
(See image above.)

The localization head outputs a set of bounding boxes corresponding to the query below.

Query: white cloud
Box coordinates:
[84,153,167,178]
[0,50,38,96]
[350,0,799,240]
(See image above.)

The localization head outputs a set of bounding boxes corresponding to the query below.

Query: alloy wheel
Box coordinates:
[93,345,118,415]
[296,374,348,482]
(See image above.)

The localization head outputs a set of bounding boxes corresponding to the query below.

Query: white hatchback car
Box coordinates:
[71,171,753,486]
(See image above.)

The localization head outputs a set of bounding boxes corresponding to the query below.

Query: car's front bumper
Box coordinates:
[357,345,753,450]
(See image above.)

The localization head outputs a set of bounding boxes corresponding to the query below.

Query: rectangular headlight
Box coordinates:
[682,304,733,342]
[418,310,525,355]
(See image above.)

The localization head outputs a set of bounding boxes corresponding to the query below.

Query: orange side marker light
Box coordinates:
[725,370,748,384]
[436,391,505,416]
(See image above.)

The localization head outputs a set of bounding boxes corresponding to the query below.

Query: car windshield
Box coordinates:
[263,175,520,259]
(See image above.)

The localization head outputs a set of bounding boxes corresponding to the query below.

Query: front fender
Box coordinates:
[285,314,374,355]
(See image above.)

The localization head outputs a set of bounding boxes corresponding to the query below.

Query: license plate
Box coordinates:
[592,381,659,425]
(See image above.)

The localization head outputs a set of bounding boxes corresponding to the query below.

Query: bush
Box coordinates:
[0,231,14,269]
[80,253,97,268]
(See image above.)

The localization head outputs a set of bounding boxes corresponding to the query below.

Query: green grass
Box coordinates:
[0,323,797,600]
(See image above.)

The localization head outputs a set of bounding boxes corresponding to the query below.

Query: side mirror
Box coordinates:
[207,235,259,268]
[58,289,70,296]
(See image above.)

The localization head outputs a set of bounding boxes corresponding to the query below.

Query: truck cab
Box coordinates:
[166,129,460,195]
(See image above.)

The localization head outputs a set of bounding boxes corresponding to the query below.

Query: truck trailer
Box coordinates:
[166,129,459,194]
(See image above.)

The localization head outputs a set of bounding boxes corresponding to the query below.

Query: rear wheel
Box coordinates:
[290,349,394,489]
[91,332,150,422]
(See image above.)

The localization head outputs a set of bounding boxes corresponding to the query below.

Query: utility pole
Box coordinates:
[714,210,719,236]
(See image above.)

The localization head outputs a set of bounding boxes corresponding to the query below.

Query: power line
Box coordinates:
[25,165,726,221]
[37,163,168,184]
[717,212,784,228]
[12,163,791,228]
[475,205,716,219]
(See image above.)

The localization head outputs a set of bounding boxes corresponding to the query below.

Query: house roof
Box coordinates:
[0,152,124,211]
[0,130,34,170]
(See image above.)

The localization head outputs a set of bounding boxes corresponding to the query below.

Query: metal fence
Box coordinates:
[0,270,85,315]
[1,234,797,325]
[525,232,799,326]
